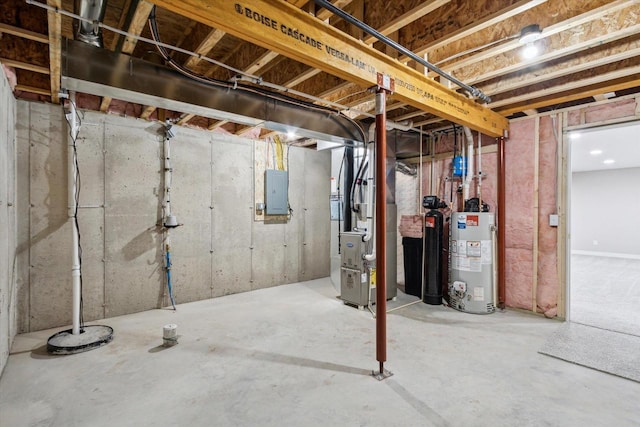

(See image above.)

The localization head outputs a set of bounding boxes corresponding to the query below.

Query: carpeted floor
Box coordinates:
[539,322,640,383]
[570,254,640,337]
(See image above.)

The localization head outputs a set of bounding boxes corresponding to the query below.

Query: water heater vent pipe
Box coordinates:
[463,126,474,202]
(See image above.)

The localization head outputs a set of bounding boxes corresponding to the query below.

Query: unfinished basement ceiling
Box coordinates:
[1,0,640,138]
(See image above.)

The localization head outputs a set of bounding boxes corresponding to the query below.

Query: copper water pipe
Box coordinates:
[497,136,506,308]
[375,87,387,374]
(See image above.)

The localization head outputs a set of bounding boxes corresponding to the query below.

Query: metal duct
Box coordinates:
[74,0,108,47]
[61,39,364,145]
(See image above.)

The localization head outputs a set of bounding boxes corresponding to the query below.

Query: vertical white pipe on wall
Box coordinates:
[67,91,81,335]
[163,133,172,223]
[463,127,474,202]
[477,131,482,207]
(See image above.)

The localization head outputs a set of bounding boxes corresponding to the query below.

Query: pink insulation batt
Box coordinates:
[504,119,536,310]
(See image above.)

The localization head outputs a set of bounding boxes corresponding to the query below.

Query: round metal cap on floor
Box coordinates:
[47,325,114,355]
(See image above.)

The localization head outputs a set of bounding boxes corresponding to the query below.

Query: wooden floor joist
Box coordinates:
[46,0,62,103]
[494,66,640,114]
[0,23,49,44]
[402,0,549,63]
[362,0,451,45]
[15,84,51,96]
[441,0,636,74]
[102,0,155,113]
[140,105,157,120]
[0,58,49,74]
[149,0,508,137]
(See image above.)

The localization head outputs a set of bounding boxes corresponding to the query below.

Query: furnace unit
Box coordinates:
[340,231,371,309]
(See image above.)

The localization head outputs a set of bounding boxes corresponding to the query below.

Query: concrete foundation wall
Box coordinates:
[16,101,331,332]
[0,65,17,375]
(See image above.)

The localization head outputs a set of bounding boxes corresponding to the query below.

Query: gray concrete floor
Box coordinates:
[1,277,639,427]
[571,255,640,336]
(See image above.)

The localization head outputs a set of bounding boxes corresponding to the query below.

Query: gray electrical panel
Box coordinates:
[265,169,288,215]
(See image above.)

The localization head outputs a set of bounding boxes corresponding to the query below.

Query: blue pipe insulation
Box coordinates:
[166,247,176,310]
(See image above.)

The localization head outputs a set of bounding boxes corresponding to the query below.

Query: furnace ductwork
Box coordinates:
[75,0,108,47]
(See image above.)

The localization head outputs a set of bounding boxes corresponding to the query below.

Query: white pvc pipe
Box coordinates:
[163,133,172,221]
[491,224,498,308]
[68,92,81,335]
[361,123,375,238]
[477,131,483,207]
[463,126,474,202]
[363,142,376,262]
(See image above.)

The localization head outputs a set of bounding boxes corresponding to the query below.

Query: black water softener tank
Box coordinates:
[423,196,445,305]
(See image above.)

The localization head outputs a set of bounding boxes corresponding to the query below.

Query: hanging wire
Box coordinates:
[336,149,346,253]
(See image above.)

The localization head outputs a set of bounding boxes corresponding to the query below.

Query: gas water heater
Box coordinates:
[448,212,496,314]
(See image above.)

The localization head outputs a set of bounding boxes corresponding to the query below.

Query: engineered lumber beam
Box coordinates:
[148,0,508,137]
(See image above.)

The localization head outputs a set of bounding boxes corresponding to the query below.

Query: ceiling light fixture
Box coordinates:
[569,132,580,140]
[603,159,616,164]
[519,24,542,44]
[522,43,539,59]
[520,24,542,59]
[589,149,603,155]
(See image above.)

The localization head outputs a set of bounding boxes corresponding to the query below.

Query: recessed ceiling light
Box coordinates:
[589,149,602,155]
[603,159,615,164]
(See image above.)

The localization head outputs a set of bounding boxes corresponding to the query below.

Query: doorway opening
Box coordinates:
[568,120,640,336]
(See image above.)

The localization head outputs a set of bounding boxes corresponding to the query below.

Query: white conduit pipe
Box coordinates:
[67,91,81,335]
[362,124,375,242]
[477,131,483,208]
[163,133,172,223]
[463,126,474,202]
[363,141,376,261]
